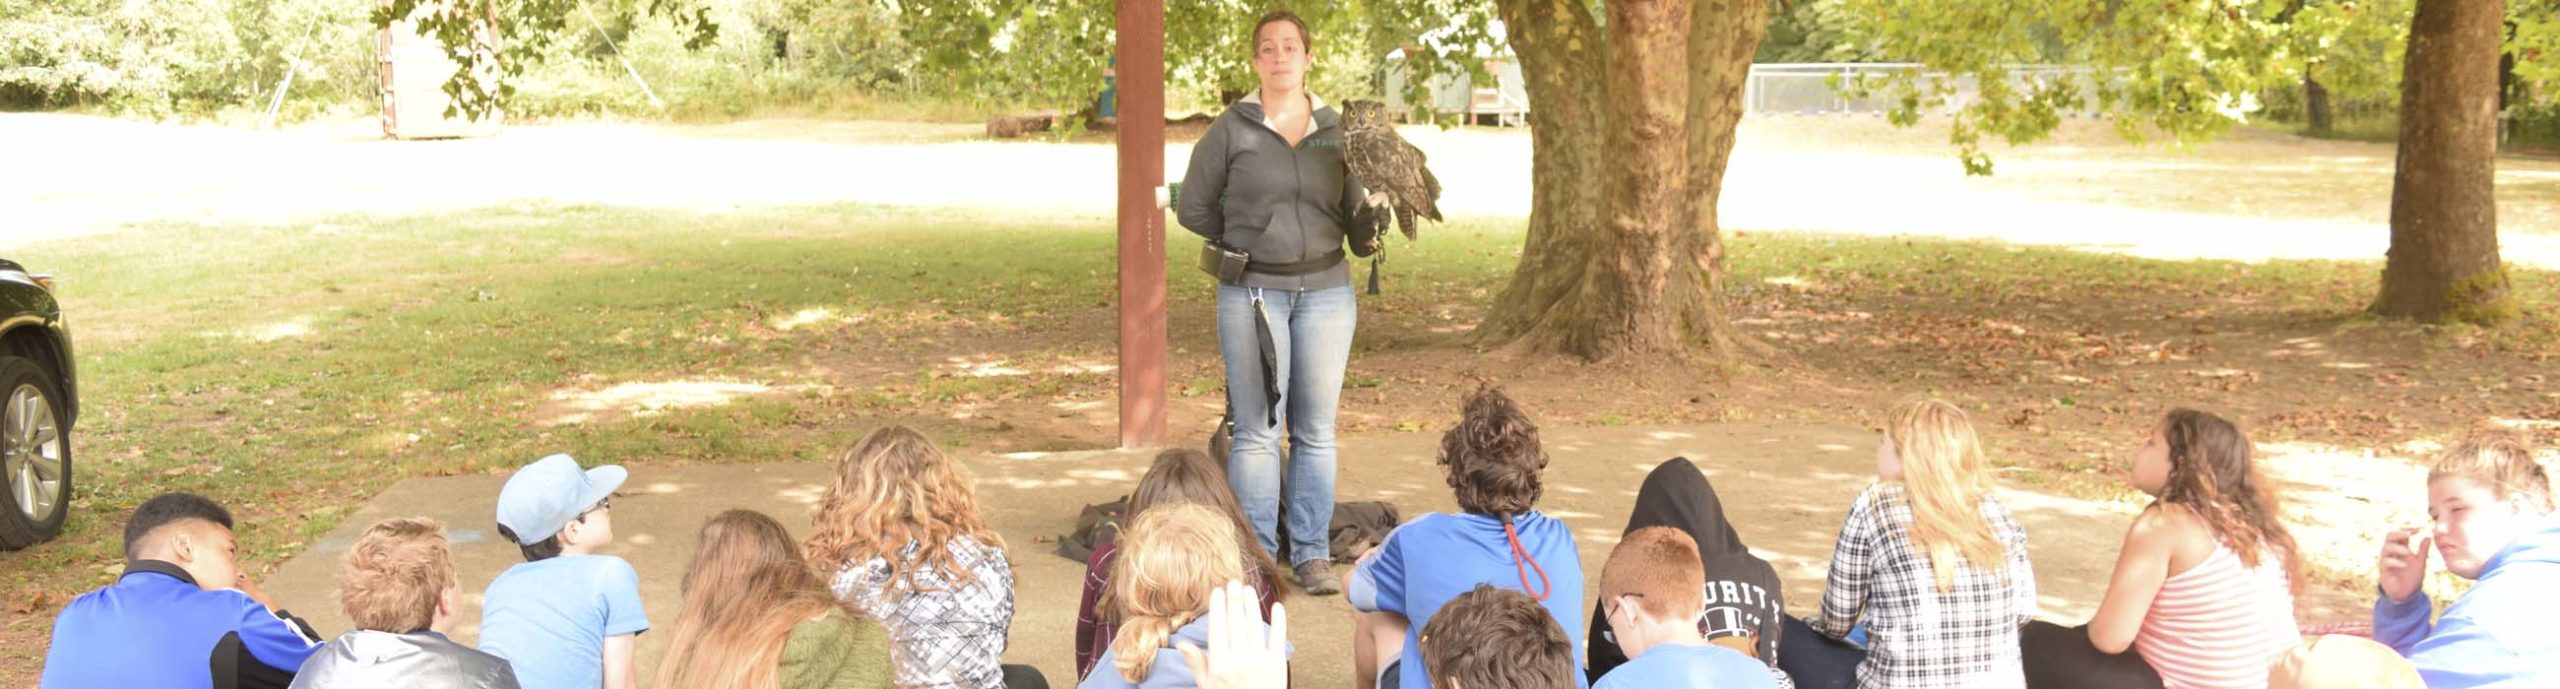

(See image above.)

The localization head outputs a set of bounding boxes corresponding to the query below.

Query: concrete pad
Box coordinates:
[264,421,2134,686]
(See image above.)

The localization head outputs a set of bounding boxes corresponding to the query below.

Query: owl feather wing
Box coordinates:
[1347,127,1444,243]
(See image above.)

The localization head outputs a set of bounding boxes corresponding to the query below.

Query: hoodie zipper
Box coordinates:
[1253,101,1325,289]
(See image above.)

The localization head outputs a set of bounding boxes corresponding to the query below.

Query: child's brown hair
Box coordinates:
[658,510,854,689]
[1598,526,1705,623]
[1420,584,1577,689]
[1438,386,1547,515]
[2156,409,2302,591]
[1107,448,1287,610]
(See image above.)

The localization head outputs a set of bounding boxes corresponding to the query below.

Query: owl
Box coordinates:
[1341,100,1443,242]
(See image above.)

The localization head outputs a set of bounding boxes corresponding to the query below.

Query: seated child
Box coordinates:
[1585,458,1792,687]
[477,454,649,689]
[1418,584,1580,689]
[1780,399,2035,689]
[1348,387,1588,689]
[1076,449,1285,681]
[2370,428,2557,689]
[43,492,324,689]
[656,509,893,689]
[2022,409,2302,689]
[293,517,519,688]
[1080,503,1289,689]
[807,425,1037,689]
[1589,527,1775,689]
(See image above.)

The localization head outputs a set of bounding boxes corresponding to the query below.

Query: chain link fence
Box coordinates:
[1746,63,2105,119]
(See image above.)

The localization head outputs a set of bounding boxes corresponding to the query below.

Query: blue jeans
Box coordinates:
[1217,284,1356,567]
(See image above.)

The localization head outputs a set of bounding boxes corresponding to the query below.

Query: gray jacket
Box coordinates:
[1177,92,1377,290]
[289,630,519,689]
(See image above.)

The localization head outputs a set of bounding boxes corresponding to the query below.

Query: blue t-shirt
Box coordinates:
[42,562,324,689]
[1592,642,1776,689]
[1349,511,1588,689]
[477,555,650,689]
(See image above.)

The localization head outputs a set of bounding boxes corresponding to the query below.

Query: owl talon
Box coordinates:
[1365,191,1391,208]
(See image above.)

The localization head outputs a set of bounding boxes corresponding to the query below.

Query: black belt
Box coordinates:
[1247,249,1346,276]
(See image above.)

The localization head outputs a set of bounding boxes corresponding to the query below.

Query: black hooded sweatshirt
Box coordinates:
[1586,457,1789,682]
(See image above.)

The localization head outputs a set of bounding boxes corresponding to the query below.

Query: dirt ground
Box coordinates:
[8,112,2560,685]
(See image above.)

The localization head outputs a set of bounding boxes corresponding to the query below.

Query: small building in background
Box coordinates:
[378,0,502,139]
[1379,21,1529,127]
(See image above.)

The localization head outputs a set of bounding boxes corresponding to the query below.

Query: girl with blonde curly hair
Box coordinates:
[807,425,1035,689]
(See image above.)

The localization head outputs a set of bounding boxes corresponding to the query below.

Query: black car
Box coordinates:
[0,259,73,549]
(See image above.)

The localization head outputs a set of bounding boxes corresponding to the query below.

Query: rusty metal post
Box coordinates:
[1116,0,1168,449]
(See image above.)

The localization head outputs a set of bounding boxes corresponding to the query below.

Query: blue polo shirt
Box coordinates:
[42,561,324,689]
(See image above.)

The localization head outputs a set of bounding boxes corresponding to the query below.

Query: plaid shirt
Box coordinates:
[1814,483,2034,689]
[829,536,1015,689]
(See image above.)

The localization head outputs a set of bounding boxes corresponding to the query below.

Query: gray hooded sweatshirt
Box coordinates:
[1177,92,1377,291]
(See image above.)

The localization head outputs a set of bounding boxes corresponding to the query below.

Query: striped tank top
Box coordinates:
[2132,544,2301,689]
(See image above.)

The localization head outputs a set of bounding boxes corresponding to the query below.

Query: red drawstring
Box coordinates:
[1505,518,1554,602]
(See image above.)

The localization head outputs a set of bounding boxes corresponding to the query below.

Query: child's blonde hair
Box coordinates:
[337,517,455,633]
[1884,398,2010,592]
[2429,427,2554,513]
[1108,503,1244,684]
[804,425,1003,593]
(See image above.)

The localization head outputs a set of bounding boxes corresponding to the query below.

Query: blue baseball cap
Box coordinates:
[494,454,627,545]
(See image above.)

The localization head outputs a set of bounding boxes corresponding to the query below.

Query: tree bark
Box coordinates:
[2304,72,2333,136]
[1476,0,1611,352]
[1476,0,1771,360]
[2376,0,2514,323]
[1685,0,1774,357]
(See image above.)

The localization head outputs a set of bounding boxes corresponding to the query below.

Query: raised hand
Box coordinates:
[1177,580,1289,689]
[2377,527,2432,604]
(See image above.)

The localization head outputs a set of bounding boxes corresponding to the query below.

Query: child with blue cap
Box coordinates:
[478,453,649,689]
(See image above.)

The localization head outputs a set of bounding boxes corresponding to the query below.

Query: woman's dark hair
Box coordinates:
[1251,10,1311,51]
[1438,386,1547,515]
[2157,408,2302,591]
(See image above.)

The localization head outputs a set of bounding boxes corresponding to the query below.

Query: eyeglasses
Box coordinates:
[575,497,613,521]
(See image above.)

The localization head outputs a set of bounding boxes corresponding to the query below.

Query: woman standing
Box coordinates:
[1175,9,1385,595]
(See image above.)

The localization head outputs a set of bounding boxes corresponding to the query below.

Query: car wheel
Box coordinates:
[0,356,71,550]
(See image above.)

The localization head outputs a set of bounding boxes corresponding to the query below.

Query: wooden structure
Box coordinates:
[1115,0,1167,448]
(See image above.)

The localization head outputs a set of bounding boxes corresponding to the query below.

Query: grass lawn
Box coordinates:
[4,203,2558,682]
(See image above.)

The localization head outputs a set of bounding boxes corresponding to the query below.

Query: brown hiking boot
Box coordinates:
[1296,560,1342,596]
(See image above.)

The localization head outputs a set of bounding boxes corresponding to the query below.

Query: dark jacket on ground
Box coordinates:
[1587,458,1790,683]
[1176,91,1381,291]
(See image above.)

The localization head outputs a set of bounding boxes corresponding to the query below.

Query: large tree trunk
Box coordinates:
[1476,0,1771,360]
[1685,0,1774,357]
[2376,0,2515,323]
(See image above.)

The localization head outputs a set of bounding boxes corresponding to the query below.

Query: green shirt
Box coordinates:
[778,609,895,689]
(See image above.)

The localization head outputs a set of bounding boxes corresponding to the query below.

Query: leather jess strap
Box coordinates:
[1248,249,1347,276]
